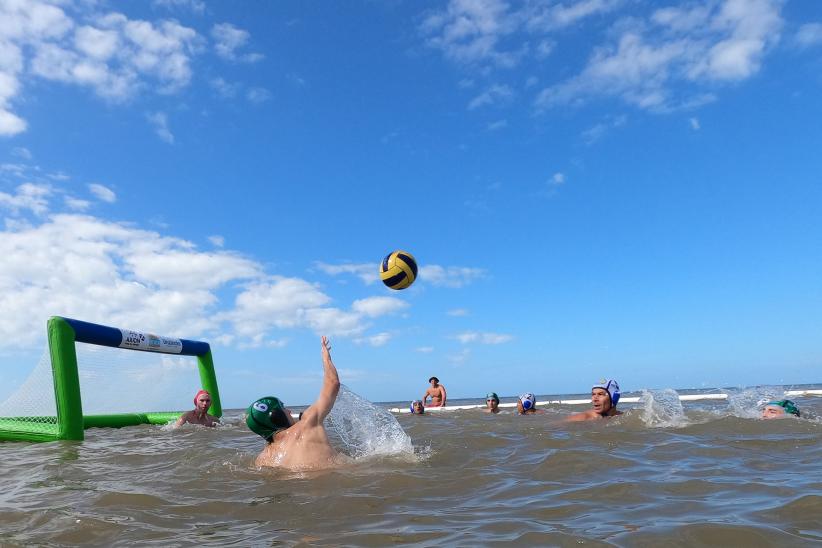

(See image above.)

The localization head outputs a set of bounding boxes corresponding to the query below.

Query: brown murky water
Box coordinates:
[1,386,820,546]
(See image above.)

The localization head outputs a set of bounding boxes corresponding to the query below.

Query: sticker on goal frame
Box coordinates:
[119,329,183,354]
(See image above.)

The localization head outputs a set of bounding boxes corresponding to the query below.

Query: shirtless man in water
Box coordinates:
[247,336,343,469]
[566,379,623,421]
[176,389,218,427]
[422,376,447,407]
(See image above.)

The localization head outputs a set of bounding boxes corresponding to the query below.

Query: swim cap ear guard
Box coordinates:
[246,396,291,441]
[593,379,620,407]
[519,393,536,411]
[766,399,800,417]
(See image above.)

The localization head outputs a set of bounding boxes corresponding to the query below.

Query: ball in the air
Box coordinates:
[380,250,418,290]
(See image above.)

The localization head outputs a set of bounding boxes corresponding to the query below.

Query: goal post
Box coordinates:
[0,316,221,443]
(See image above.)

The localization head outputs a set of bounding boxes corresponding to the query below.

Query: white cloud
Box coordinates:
[468,84,513,110]
[453,331,513,344]
[524,0,624,32]
[208,235,225,247]
[353,332,392,347]
[147,111,174,143]
[11,147,32,160]
[416,346,434,353]
[153,0,207,14]
[420,264,486,288]
[420,0,523,68]
[581,114,627,144]
[448,348,471,364]
[210,76,239,98]
[690,117,701,130]
[211,23,263,63]
[535,0,783,112]
[0,1,203,133]
[351,296,408,317]
[88,183,116,203]
[796,23,822,48]
[487,119,508,131]
[447,308,469,317]
[0,183,51,215]
[552,172,565,185]
[246,86,271,104]
[314,261,378,285]
[64,196,90,211]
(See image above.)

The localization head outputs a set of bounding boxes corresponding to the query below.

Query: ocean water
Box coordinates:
[1,385,821,547]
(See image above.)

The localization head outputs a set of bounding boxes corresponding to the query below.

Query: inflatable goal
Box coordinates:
[0,316,221,442]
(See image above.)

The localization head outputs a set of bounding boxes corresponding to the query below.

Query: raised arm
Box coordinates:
[303,336,340,424]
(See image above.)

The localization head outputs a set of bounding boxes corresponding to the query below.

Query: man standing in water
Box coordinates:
[247,336,343,469]
[176,389,219,427]
[566,379,623,421]
[422,376,447,407]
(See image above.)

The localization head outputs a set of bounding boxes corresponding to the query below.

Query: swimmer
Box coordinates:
[248,336,344,470]
[176,389,218,427]
[761,399,800,419]
[410,400,425,414]
[566,379,622,421]
[422,376,447,407]
[484,392,500,413]
[517,393,544,414]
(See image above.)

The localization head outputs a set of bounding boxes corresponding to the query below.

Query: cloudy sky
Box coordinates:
[1,0,821,408]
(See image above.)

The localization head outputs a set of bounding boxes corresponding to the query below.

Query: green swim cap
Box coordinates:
[766,399,800,417]
[246,396,292,441]
[486,392,499,403]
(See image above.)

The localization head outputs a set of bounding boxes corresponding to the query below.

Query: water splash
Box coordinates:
[325,385,414,459]
[639,389,687,427]
[726,386,784,419]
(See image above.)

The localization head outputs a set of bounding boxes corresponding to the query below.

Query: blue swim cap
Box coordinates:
[519,393,536,411]
[592,379,620,407]
[486,392,499,403]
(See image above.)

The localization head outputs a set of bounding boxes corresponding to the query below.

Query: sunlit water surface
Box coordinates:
[1,385,821,547]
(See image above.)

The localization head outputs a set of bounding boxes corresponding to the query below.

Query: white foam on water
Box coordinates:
[639,389,688,428]
[325,385,414,460]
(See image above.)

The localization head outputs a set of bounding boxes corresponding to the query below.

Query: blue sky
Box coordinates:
[1,0,821,408]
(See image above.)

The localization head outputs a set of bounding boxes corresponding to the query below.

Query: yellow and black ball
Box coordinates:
[379,250,418,290]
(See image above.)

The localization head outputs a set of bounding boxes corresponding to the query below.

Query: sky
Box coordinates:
[1,0,821,409]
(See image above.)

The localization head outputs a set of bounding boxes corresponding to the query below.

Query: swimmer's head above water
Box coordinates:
[246,396,295,442]
[486,392,500,411]
[761,399,800,419]
[410,400,425,414]
[592,379,620,415]
[517,393,536,414]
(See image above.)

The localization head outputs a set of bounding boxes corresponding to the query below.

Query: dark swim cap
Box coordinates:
[766,399,800,417]
[246,396,292,441]
[486,392,499,403]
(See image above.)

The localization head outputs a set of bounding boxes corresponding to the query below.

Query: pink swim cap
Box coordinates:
[194,389,211,406]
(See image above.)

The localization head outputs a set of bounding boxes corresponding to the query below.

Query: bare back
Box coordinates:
[255,419,341,469]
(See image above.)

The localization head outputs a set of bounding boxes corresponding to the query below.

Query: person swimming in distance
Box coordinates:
[517,393,544,415]
[423,376,447,407]
[484,392,500,413]
[410,400,425,414]
[176,389,218,427]
[761,399,800,419]
[247,336,345,470]
[566,379,622,421]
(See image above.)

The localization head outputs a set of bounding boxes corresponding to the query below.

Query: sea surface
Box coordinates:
[1,385,821,547]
